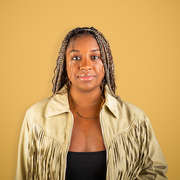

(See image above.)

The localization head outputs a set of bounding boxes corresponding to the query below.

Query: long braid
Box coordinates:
[52,27,117,97]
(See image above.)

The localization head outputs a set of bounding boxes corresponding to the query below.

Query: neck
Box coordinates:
[69,86,103,106]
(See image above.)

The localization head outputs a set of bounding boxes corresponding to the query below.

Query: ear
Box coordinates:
[101,66,105,76]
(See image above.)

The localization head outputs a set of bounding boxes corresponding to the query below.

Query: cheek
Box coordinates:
[66,67,71,79]
[96,63,105,79]
[66,61,78,79]
[66,60,72,79]
[99,62,105,76]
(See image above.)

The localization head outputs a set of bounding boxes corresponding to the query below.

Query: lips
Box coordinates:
[78,74,95,81]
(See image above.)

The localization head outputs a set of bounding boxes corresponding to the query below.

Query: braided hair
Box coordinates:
[52,27,117,97]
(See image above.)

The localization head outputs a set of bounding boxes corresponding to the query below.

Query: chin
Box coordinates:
[74,83,101,92]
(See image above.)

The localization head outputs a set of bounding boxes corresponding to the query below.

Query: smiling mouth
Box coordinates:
[78,74,94,81]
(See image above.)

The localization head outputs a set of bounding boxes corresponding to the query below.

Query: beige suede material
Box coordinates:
[15,85,168,180]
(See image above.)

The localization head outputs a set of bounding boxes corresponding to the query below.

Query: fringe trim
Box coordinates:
[25,119,156,180]
[106,119,155,180]
[27,122,65,180]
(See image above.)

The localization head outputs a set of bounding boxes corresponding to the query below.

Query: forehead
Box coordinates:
[67,35,99,51]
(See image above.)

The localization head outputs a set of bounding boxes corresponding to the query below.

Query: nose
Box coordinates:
[79,57,92,71]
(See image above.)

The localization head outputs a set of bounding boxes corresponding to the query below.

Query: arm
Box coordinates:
[137,116,168,180]
[15,112,29,180]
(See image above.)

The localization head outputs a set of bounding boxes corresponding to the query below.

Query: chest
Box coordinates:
[68,112,106,152]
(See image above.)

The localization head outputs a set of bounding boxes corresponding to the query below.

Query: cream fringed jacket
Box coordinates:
[15,85,168,180]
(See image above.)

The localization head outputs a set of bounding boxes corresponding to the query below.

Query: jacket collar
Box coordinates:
[46,85,70,118]
[46,85,119,118]
[104,85,119,118]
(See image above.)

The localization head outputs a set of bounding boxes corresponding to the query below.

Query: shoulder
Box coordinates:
[119,98,147,120]
[25,97,51,122]
[25,90,69,125]
[103,95,151,144]
[104,85,147,125]
[114,96,149,128]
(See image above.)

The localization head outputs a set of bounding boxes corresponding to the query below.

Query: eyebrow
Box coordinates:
[68,49,100,54]
[91,49,100,52]
[68,50,80,54]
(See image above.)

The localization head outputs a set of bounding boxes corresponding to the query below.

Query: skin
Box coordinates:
[66,35,106,152]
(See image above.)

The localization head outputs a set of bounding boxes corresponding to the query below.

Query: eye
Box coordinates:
[91,56,100,60]
[72,56,81,60]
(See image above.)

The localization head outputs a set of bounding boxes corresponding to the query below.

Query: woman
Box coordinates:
[16,27,168,180]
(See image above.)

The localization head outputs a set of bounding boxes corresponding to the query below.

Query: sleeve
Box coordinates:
[15,112,30,180]
[137,116,168,180]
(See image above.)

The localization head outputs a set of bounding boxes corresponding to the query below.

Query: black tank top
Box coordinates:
[65,150,106,180]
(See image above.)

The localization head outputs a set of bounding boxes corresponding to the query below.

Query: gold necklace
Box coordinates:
[70,95,102,106]
[69,96,105,119]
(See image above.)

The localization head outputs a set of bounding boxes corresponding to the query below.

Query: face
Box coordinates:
[66,35,105,92]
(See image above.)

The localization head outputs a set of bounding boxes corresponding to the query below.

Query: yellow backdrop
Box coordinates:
[0,0,179,179]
